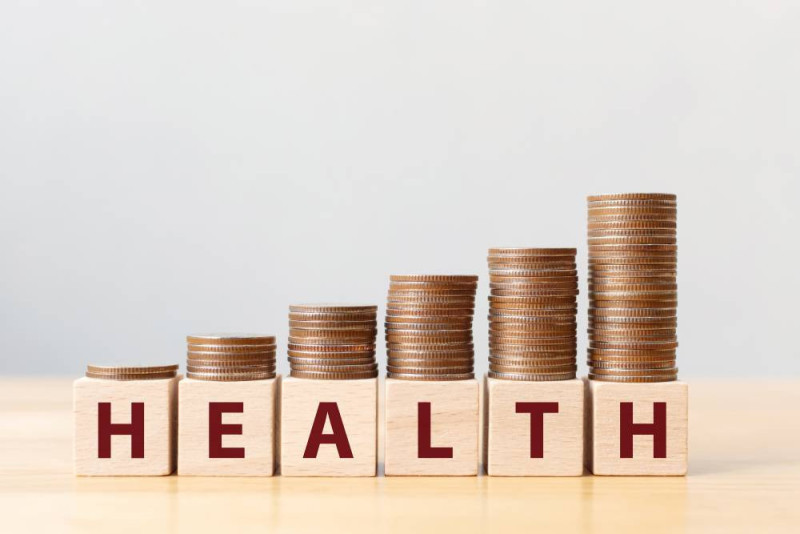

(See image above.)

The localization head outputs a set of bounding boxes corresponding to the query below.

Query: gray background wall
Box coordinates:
[1,1,798,377]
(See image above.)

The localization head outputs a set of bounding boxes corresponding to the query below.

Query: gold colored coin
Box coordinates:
[289,304,378,313]
[390,274,478,283]
[186,334,276,346]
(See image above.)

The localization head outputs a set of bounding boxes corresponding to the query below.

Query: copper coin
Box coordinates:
[588,227,676,236]
[86,370,178,380]
[490,355,575,365]
[387,349,474,359]
[187,364,276,373]
[589,307,676,318]
[490,321,576,330]
[490,277,579,286]
[590,366,678,376]
[387,358,473,369]
[187,372,276,382]
[387,372,474,381]
[187,352,275,362]
[387,295,475,304]
[287,349,375,359]
[289,311,377,322]
[390,274,479,283]
[588,219,677,230]
[288,342,375,352]
[588,360,675,370]
[592,340,679,351]
[386,365,473,375]
[291,363,378,372]
[588,374,677,383]
[289,319,376,328]
[386,333,473,344]
[289,356,375,366]
[488,371,576,381]
[490,363,577,373]
[385,315,473,324]
[489,247,577,256]
[387,341,473,350]
[387,289,477,297]
[186,334,276,346]
[187,344,277,353]
[290,369,378,380]
[87,364,178,374]
[289,304,377,314]
[388,282,478,292]
[386,307,474,317]
[385,324,473,333]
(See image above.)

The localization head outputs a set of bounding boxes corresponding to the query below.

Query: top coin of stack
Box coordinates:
[385,274,477,381]
[287,304,379,380]
[587,193,678,382]
[487,248,578,381]
[86,364,179,380]
[186,334,277,381]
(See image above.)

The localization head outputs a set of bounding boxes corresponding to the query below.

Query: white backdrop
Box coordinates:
[1,1,798,376]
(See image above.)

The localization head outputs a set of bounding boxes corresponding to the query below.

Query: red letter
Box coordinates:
[303,402,353,458]
[98,402,144,458]
[515,402,559,458]
[209,402,245,459]
[620,402,667,458]
[417,402,453,458]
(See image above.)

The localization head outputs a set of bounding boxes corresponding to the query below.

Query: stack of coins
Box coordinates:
[186,334,277,381]
[385,275,477,381]
[288,304,379,379]
[487,248,578,381]
[587,193,678,382]
[86,364,179,380]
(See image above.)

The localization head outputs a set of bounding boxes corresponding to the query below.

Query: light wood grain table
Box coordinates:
[1,378,798,533]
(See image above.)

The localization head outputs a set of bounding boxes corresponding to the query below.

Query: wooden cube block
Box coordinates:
[178,376,278,476]
[484,376,584,476]
[587,379,688,476]
[280,377,377,476]
[385,378,478,476]
[74,376,179,476]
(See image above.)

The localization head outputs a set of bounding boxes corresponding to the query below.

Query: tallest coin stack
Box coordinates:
[587,193,678,382]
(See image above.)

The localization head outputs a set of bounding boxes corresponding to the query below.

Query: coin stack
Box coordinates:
[186,334,277,381]
[385,275,477,381]
[587,193,678,382]
[85,364,179,380]
[287,304,379,379]
[487,248,578,381]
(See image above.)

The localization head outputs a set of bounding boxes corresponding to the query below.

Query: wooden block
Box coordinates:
[587,378,688,476]
[178,376,278,476]
[280,377,377,476]
[385,378,478,476]
[485,376,584,476]
[73,376,178,476]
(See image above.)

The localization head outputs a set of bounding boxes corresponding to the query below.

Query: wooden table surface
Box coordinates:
[1,378,798,533]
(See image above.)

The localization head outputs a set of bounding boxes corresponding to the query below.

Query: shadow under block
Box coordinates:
[587,379,688,476]
[73,376,179,476]
[385,378,479,476]
[178,376,278,476]
[280,377,377,476]
[485,376,584,476]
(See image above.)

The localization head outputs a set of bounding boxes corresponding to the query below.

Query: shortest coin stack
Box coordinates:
[288,304,379,380]
[186,334,277,381]
[86,364,179,380]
